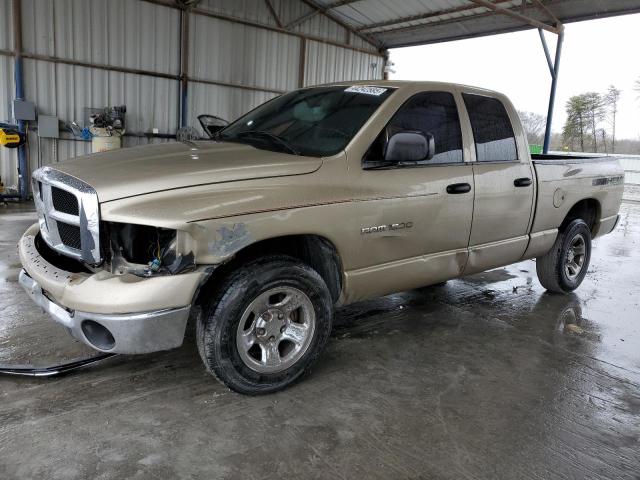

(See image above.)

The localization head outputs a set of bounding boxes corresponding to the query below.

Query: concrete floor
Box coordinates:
[1,200,639,480]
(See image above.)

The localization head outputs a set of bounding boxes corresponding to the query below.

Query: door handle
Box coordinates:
[446,183,471,194]
[514,177,532,187]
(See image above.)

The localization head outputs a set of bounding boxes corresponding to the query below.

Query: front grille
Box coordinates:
[32,167,101,264]
[57,222,82,250]
[52,187,79,215]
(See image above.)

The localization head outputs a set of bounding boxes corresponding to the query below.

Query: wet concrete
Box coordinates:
[1,200,639,479]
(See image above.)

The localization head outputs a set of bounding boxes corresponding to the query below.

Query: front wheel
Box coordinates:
[536,219,592,293]
[197,255,333,394]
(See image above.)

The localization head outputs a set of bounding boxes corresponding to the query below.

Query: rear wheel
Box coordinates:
[197,255,333,394]
[536,219,592,293]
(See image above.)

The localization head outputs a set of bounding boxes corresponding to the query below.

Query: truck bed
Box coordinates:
[530,154,624,236]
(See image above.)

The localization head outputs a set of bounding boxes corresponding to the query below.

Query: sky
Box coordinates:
[389,13,640,140]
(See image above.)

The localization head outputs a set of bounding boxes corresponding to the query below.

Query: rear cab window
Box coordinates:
[462,93,518,162]
[363,91,464,166]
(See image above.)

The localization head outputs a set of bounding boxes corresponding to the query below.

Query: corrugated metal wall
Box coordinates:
[0,0,15,190]
[0,0,383,193]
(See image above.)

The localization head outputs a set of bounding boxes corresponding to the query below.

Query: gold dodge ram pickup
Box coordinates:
[19,81,623,394]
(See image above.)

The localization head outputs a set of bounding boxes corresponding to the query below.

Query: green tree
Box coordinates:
[604,86,621,153]
[583,92,605,152]
[563,95,589,151]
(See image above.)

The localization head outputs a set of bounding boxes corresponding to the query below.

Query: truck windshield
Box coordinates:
[218,85,395,157]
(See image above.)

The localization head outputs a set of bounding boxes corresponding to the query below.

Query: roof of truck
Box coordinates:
[331,79,504,96]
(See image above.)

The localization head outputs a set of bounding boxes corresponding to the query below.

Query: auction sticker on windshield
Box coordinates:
[344,86,388,96]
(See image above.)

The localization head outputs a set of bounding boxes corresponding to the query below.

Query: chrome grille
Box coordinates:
[32,167,102,264]
[52,186,80,216]
[57,222,82,249]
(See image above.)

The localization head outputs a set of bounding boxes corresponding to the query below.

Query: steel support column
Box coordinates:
[539,28,564,154]
[12,0,29,200]
[179,8,190,128]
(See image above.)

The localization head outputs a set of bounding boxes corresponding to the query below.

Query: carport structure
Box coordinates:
[305,0,640,152]
[1,0,640,201]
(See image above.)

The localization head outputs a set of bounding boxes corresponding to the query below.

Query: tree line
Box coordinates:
[519,76,640,155]
[561,86,621,153]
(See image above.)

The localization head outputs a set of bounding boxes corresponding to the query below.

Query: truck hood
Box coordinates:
[51,141,323,203]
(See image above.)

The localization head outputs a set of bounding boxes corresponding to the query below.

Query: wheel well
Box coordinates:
[198,235,343,305]
[561,199,600,234]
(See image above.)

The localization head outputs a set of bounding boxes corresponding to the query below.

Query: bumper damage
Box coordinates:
[19,270,191,354]
[18,223,202,354]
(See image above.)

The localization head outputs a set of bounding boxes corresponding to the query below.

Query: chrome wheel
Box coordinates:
[564,233,586,280]
[236,287,316,374]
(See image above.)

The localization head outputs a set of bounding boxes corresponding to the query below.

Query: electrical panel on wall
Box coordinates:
[12,100,36,121]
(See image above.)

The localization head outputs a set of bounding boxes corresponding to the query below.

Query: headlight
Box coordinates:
[105,222,195,277]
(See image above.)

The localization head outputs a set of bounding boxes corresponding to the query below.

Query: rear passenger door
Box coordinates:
[462,93,535,274]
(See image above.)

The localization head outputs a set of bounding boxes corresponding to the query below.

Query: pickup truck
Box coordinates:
[18,81,624,394]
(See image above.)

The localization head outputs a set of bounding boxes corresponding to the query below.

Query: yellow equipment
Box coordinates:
[0,128,26,148]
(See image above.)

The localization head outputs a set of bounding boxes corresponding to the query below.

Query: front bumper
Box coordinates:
[18,223,203,354]
[19,270,191,354]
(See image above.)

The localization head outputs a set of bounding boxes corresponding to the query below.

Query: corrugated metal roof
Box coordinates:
[312,0,640,48]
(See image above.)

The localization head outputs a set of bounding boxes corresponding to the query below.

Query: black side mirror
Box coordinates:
[384,131,435,162]
[198,115,229,138]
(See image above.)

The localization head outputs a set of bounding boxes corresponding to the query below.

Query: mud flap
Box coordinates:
[0,353,116,377]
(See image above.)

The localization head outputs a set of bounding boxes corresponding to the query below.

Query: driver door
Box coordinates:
[344,90,474,301]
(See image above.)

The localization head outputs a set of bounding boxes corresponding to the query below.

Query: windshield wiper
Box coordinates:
[235,130,300,155]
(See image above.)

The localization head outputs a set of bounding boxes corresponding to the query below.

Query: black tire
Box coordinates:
[536,219,592,293]
[196,255,333,395]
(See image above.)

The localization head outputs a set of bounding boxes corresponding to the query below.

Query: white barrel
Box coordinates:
[92,135,122,153]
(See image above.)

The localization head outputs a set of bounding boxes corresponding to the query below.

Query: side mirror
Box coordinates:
[198,114,229,138]
[384,131,435,162]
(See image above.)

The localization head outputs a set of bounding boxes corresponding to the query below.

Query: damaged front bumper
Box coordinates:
[19,270,191,354]
[18,223,204,354]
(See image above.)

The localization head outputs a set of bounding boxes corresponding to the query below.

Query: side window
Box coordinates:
[364,91,463,165]
[462,93,518,162]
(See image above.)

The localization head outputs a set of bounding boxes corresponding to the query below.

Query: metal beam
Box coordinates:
[141,0,381,56]
[324,0,362,9]
[14,51,284,95]
[537,28,555,77]
[468,0,560,34]
[298,37,307,87]
[21,52,179,80]
[264,0,284,29]
[285,10,320,30]
[543,29,564,153]
[179,8,190,128]
[358,0,512,32]
[532,0,562,28]
[298,0,381,49]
